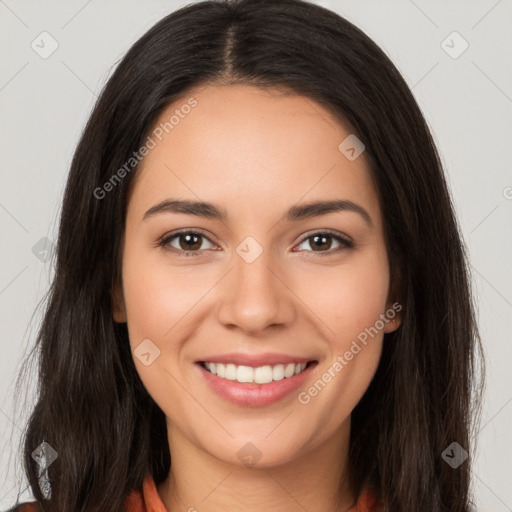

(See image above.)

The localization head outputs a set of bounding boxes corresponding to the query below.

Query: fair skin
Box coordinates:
[113,84,401,512]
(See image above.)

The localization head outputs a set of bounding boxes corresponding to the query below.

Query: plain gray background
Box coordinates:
[1,0,511,509]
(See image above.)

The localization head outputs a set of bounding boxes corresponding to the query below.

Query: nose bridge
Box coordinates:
[216,237,294,333]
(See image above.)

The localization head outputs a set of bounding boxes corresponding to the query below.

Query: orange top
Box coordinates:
[127,474,380,512]
[10,474,380,511]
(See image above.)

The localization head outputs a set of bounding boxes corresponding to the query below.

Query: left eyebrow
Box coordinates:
[285,199,373,227]
[142,198,373,228]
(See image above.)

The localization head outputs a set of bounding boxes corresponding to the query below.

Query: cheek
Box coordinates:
[122,269,168,345]
[335,266,389,339]
[120,253,204,413]
[297,249,390,344]
[120,246,211,347]
[307,250,389,414]
[296,259,389,433]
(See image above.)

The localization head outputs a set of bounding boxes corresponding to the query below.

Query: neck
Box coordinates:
[157,419,354,512]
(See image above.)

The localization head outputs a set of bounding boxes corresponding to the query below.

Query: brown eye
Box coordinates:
[159,230,215,256]
[295,231,353,254]
[309,234,334,251]
[177,232,203,251]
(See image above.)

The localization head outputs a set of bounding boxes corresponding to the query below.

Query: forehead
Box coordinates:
[128,84,381,226]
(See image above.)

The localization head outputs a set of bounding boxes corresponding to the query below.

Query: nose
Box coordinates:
[216,246,296,336]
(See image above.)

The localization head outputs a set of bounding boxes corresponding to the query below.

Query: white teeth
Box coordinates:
[272,364,285,381]
[236,365,253,383]
[254,365,273,384]
[284,363,296,378]
[202,361,308,384]
[225,363,237,380]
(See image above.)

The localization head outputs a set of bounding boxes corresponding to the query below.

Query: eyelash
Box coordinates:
[157,229,354,257]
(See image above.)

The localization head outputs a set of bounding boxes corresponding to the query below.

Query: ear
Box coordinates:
[383,271,403,333]
[111,279,127,323]
[383,306,402,333]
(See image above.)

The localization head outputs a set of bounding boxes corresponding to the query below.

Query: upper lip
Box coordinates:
[197,352,316,368]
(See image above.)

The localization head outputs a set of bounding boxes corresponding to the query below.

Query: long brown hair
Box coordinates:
[9,1,484,510]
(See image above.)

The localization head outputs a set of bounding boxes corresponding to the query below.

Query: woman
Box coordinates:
[8,0,484,510]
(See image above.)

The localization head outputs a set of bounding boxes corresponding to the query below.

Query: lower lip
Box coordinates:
[196,362,317,407]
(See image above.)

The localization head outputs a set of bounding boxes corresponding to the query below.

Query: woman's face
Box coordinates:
[113,84,400,468]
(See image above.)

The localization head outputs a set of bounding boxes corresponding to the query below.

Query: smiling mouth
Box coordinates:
[199,360,317,385]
